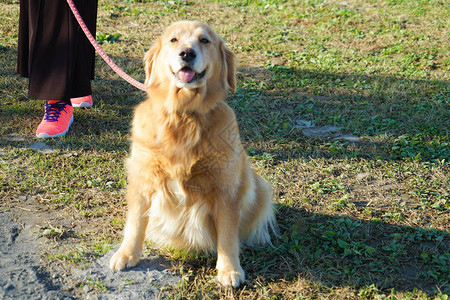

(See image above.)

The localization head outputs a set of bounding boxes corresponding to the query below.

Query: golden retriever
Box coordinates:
[109,21,276,288]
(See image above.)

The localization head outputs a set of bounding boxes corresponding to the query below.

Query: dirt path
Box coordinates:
[0,209,180,299]
[0,211,74,299]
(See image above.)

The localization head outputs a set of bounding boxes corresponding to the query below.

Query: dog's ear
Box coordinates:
[221,41,236,93]
[144,40,161,87]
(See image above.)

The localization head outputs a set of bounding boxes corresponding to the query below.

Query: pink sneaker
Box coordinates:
[36,101,74,138]
[71,95,93,108]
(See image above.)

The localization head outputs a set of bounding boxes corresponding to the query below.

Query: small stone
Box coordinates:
[293,119,315,129]
[17,195,28,202]
[28,142,54,154]
[3,135,26,142]
[334,134,361,142]
[303,125,340,138]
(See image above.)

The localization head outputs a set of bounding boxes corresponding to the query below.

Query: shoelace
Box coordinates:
[44,101,69,122]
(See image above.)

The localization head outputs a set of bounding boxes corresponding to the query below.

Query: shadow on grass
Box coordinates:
[168,205,448,296]
[229,66,449,163]
[243,206,449,295]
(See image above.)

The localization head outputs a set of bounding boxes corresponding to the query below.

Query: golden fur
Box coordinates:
[109,21,276,287]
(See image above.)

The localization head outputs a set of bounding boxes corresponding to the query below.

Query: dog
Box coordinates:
[109,21,276,288]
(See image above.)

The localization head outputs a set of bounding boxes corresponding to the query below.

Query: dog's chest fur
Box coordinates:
[145,178,216,251]
[136,113,219,250]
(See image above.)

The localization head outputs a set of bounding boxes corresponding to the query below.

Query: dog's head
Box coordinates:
[144,21,235,112]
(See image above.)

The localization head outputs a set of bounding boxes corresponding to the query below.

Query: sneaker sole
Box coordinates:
[36,115,74,139]
[72,102,93,108]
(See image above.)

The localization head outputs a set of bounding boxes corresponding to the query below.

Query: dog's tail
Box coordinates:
[242,173,278,247]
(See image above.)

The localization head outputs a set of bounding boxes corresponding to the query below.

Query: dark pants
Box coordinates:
[17,0,98,104]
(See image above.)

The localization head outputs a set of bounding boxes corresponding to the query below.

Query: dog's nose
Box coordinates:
[179,48,196,63]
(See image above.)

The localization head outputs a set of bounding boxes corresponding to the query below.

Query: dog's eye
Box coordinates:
[170,37,178,43]
[199,38,210,44]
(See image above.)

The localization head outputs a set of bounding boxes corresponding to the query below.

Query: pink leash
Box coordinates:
[66,0,148,92]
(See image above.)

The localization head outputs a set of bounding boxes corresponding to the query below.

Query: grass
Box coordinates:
[0,0,449,298]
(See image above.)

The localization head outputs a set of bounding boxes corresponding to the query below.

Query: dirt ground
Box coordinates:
[0,194,180,300]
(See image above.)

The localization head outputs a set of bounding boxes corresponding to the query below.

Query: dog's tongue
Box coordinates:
[178,68,195,83]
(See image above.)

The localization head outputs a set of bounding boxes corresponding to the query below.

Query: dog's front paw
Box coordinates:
[109,248,140,271]
[217,267,245,288]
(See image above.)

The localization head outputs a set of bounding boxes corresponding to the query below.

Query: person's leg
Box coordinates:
[24,0,72,138]
[18,0,97,137]
[27,0,72,104]
[69,0,98,108]
[68,0,98,101]
[17,0,29,78]
[21,0,98,103]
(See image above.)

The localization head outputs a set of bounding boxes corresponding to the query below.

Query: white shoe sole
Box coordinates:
[72,102,93,108]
